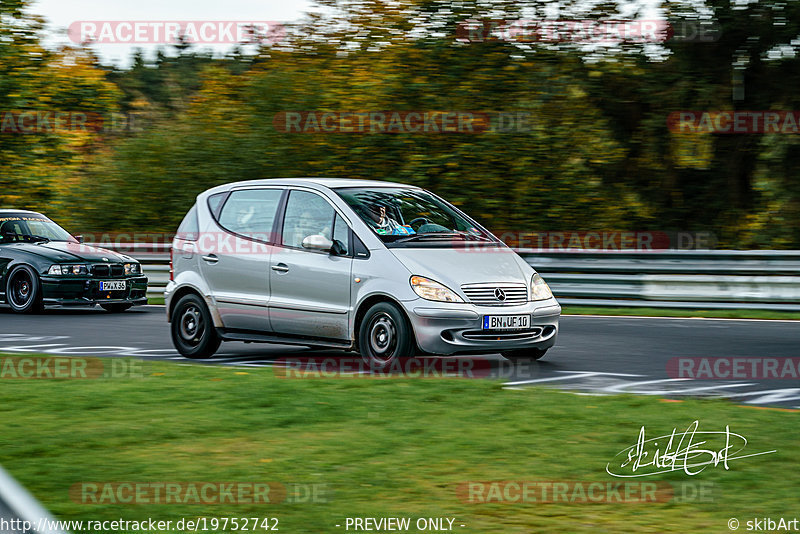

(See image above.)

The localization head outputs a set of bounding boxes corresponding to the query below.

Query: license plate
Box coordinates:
[100,281,126,291]
[483,314,530,330]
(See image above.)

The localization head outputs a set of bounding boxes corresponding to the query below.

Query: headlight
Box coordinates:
[124,263,140,275]
[410,275,464,303]
[47,264,88,276]
[531,273,553,301]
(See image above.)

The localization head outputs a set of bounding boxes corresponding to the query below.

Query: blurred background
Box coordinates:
[1,0,800,248]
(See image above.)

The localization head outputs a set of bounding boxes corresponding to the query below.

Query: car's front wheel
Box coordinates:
[171,294,220,359]
[358,302,415,370]
[501,348,548,361]
[6,265,43,314]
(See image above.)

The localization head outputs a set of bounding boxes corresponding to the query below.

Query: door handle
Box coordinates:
[271,263,289,273]
[202,254,219,264]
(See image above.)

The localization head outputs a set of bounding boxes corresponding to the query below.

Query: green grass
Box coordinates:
[147,296,165,305]
[0,358,796,533]
[562,305,800,320]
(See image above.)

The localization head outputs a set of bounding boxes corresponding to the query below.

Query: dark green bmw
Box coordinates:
[0,209,148,313]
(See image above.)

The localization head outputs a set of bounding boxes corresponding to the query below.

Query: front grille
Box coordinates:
[462,328,543,341]
[91,263,123,277]
[461,283,528,306]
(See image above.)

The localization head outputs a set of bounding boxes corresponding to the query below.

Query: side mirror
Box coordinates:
[301,234,333,252]
[73,235,84,243]
[330,239,347,257]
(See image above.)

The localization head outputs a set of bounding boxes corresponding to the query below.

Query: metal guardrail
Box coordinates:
[523,249,800,310]
[0,464,69,534]
[90,243,800,310]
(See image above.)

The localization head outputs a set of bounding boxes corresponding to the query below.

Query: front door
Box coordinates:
[268,190,353,340]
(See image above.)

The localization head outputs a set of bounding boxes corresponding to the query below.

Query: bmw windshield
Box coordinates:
[0,215,77,243]
[335,187,497,246]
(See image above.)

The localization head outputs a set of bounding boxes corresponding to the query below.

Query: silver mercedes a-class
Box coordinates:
[166,178,560,366]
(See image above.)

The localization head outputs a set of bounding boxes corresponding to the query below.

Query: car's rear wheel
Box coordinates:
[501,348,548,361]
[6,265,43,314]
[358,302,415,370]
[171,294,220,359]
[101,304,132,313]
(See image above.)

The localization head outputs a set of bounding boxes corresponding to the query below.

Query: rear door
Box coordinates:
[268,189,353,340]
[198,187,284,331]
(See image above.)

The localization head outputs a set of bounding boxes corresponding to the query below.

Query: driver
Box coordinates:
[368,206,414,236]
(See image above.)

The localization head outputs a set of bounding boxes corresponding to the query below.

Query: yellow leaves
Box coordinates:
[669,132,713,170]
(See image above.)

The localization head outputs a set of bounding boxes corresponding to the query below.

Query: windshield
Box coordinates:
[0,215,77,243]
[335,187,496,245]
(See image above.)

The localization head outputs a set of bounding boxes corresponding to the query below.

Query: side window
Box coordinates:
[281,191,335,248]
[176,204,199,241]
[332,213,350,255]
[218,189,282,241]
[352,233,370,258]
[207,192,227,219]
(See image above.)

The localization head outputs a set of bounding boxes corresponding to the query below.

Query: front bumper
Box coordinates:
[40,275,148,308]
[403,297,561,355]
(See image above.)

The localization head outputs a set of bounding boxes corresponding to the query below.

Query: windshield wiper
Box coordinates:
[392,232,467,244]
[454,231,494,242]
[24,234,51,244]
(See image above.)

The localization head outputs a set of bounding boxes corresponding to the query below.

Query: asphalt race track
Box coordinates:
[0,306,798,408]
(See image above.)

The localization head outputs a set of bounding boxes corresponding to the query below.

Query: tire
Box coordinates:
[358,302,415,369]
[6,265,43,314]
[501,348,548,361]
[171,294,221,359]
[101,304,132,313]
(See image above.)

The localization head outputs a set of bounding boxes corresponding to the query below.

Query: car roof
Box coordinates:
[202,178,418,196]
[0,209,46,217]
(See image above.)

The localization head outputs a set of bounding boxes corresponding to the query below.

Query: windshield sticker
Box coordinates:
[0,217,49,222]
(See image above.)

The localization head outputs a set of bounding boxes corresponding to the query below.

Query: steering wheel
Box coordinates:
[409,217,429,230]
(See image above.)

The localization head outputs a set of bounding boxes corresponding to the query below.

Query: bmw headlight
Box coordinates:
[410,275,464,303]
[531,273,553,301]
[48,264,88,276]
[124,263,141,275]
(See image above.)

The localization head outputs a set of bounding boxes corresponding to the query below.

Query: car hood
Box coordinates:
[389,245,531,289]
[9,242,133,263]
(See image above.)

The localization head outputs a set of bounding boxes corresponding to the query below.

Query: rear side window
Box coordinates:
[207,192,227,219]
[218,189,282,241]
[176,205,199,241]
